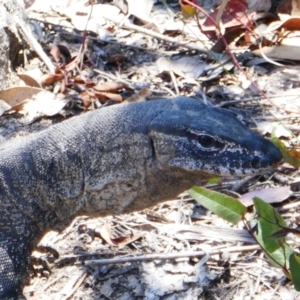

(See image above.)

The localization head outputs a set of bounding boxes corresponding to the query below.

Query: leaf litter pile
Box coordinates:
[2,0,300,299]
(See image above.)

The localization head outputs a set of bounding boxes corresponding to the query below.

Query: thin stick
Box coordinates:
[84,244,260,266]
[106,18,209,55]
[18,23,56,74]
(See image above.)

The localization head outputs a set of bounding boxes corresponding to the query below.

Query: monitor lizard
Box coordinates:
[0,96,282,299]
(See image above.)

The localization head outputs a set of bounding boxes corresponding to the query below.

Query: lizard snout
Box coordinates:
[250,144,282,169]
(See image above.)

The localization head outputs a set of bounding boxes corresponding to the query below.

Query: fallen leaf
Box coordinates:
[40,73,64,87]
[0,101,11,116]
[18,74,40,88]
[211,27,246,53]
[94,81,133,92]
[7,91,68,124]
[0,86,43,107]
[50,44,72,65]
[125,88,151,103]
[156,56,206,79]
[99,222,142,247]
[253,44,300,61]
[79,90,95,109]
[133,224,158,232]
[107,54,126,64]
[93,91,123,102]
[50,44,62,64]
[239,186,292,206]
[278,16,300,30]
[252,17,300,60]
[202,0,250,32]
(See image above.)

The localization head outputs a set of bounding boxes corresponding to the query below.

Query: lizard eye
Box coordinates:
[197,134,216,148]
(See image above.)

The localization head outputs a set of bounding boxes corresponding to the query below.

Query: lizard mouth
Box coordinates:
[232,152,282,176]
[234,138,283,175]
[249,155,282,170]
[200,147,283,177]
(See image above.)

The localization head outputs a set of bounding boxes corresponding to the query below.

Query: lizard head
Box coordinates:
[149,97,282,177]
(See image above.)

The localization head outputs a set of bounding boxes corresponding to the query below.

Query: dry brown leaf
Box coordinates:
[72,77,91,85]
[99,222,142,247]
[0,86,43,107]
[50,44,62,63]
[40,73,64,87]
[125,88,152,103]
[156,56,206,79]
[211,27,246,53]
[107,54,127,64]
[201,0,252,32]
[239,186,292,206]
[0,101,11,116]
[262,17,300,33]
[133,224,158,232]
[93,91,123,102]
[18,74,41,88]
[94,81,133,92]
[79,90,95,109]
[253,39,300,60]
[7,91,68,124]
[252,17,300,60]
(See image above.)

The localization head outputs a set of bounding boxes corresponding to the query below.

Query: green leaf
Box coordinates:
[206,177,222,185]
[271,129,300,168]
[188,186,246,224]
[254,197,286,250]
[180,3,196,19]
[289,253,300,291]
[253,197,293,268]
[253,197,286,225]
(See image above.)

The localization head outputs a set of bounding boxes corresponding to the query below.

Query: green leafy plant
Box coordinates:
[189,186,246,224]
[188,187,300,291]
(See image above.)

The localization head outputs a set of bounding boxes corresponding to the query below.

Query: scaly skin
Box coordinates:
[0,97,282,298]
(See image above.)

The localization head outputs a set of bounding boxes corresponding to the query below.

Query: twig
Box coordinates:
[43,273,66,291]
[170,71,180,95]
[106,18,209,55]
[84,245,260,266]
[18,22,56,74]
[61,272,87,300]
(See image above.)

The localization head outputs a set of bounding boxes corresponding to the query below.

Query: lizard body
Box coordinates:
[0,97,282,298]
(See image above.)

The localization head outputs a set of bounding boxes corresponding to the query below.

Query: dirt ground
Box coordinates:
[1,0,300,299]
